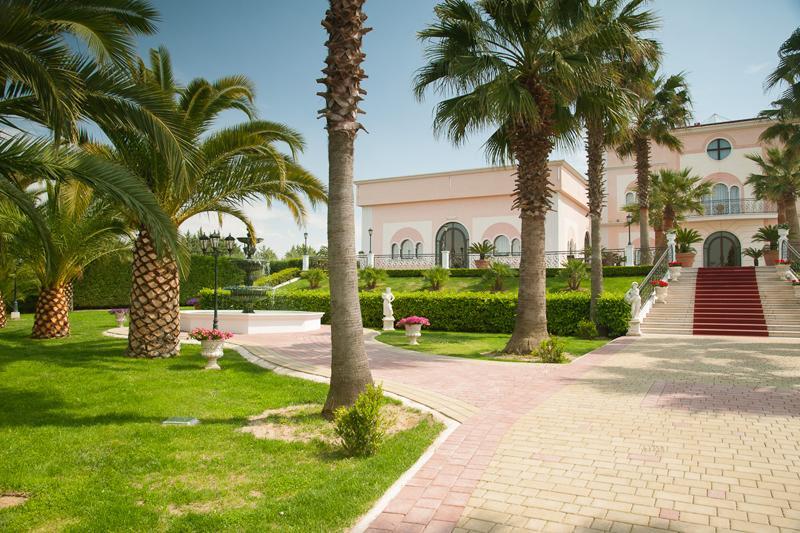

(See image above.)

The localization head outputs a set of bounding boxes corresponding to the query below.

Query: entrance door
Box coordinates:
[704,231,741,267]
[436,222,469,268]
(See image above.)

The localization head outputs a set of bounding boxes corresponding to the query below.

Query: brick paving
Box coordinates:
[235,330,800,532]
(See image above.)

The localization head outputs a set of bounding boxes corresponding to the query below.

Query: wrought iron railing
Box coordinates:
[634,246,667,266]
[372,254,437,270]
[688,198,777,217]
[638,248,670,305]
[787,243,800,275]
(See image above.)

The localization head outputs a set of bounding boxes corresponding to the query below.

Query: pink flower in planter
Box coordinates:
[776,259,790,265]
[396,316,430,327]
[189,328,234,341]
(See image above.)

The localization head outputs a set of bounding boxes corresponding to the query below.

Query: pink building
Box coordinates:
[603,117,778,267]
[356,162,590,269]
[356,117,780,269]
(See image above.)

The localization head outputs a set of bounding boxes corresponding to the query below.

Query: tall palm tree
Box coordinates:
[101,48,326,358]
[0,0,180,269]
[761,27,800,152]
[649,168,711,234]
[616,70,692,263]
[14,180,132,338]
[575,0,659,323]
[414,0,626,353]
[746,147,800,242]
[318,0,374,416]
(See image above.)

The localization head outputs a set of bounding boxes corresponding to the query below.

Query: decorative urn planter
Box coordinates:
[189,328,233,370]
[474,259,491,269]
[675,252,696,268]
[763,249,778,266]
[776,262,790,279]
[108,308,128,328]
[199,339,225,370]
[396,316,430,346]
[651,280,669,304]
[668,262,682,281]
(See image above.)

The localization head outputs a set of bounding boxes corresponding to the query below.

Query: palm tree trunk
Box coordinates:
[127,228,180,358]
[585,120,604,323]
[0,291,6,329]
[319,0,373,417]
[635,137,651,264]
[64,281,74,311]
[32,284,70,338]
[785,194,800,246]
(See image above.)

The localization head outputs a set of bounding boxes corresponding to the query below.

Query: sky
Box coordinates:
[140,0,800,256]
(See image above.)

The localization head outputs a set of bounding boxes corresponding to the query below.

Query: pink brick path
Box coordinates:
[236,329,635,532]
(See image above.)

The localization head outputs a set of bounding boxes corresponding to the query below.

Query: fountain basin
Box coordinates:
[180,310,323,335]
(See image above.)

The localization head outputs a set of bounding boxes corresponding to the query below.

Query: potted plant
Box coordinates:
[469,241,495,268]
[396,316,430,345]
[674,227,702,267]
[668,261,682,280]
[753,225,781,266]
[744,247,764,267]
[651,279,669,303]
[189,327,234,370]
[107,308,128,328]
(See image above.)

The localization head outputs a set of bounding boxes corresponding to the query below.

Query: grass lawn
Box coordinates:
[0,311,441,532]
[375,330,609,362]
[286,275,641,295]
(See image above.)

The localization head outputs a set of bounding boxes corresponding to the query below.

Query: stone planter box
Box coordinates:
[180,310,323,335]
[763,249,779,266]
[675,252,696,268]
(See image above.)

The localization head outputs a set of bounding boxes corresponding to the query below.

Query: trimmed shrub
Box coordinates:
[268,258,303,272]
[558,259,587,290]
[255,267,301,287]
[384,265,645,279]
[576,319,598,339]
[359,267,388,290]
[482,262,513,291]
[302,268,327,289]
[333,384,387,457]
[422,266,450,291]
[534,337,566,363]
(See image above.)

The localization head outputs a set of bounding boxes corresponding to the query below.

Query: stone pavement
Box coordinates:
[234,329,800,532]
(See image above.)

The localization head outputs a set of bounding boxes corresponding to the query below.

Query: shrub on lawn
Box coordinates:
[422,266,450,291]
[333,384,387,457]
[558,259,587,290]
[534,337,566,363]
[302,268,327,289]
[482,262,513,291]
[576,319,598,339]
[254,267,301,287]
[359,267,388,290]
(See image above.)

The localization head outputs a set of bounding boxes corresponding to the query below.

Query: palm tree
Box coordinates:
[14,181,132,338]
[746,147,800,242]
[575,0,659,323]
[616,70,692,263]
[650,168,711,233]
[761,27,800,152]
[100,48,326,358]
[0,0,180,269]
[415,0,624,353]
[318,0,374,416]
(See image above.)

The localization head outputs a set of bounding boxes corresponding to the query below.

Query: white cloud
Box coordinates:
[745,62,770,75]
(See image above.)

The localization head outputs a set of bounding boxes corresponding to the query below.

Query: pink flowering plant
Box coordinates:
[668,261,682,267]
[650,280,668,287]
[776,259,790,265]
[189,327,234,341]
[396,316,430,327]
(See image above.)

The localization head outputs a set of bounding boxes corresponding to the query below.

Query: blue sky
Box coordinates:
[141,0,800,256]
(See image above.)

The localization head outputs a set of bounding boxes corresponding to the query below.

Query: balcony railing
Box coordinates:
[688,198,776,217]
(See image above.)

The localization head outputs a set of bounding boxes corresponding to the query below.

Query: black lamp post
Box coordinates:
[303,231,308,255]
[626,214,633,246]
[199,231,236,329]
[11,258,21,316]
[368,228,373,254]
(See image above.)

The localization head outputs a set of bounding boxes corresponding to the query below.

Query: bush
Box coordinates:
[267,258,303,272]
[482,262,513,291]
[422,266,450,291]
[534,337,566,363]
[558,259,587,290]
[359,267,388,290]
[254,267,301,287]
[576,319,598,339]
[302,268,327,289]
[333,384,387,457]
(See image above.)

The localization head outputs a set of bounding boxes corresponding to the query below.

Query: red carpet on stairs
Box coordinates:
[693,267,768,336]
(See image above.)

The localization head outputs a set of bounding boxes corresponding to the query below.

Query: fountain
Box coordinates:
[179,231,323,334]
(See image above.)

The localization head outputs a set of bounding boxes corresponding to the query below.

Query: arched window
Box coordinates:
[493,235,510,256]
[400,239,413,258]
[511,238,521,256]
[730,185,740,214]
[391,243,399,258]
[712,183,729,214]
[625,191,636,206]
[415,242,423,258]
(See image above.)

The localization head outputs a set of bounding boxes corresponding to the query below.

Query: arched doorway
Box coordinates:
[436,222,469,268]
[704,231,741,267]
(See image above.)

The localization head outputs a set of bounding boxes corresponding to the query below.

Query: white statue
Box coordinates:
[624,282,642,319]
[381,287,395,331]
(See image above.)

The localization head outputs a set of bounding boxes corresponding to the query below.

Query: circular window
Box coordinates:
[707,138,731,160]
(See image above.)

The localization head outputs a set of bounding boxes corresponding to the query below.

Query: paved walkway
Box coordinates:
[234,329,800,533]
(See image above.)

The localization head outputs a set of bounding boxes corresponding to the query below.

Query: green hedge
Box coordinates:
[199,289,629,337]
[386,265,647,278]
[254,267,301,287]
[72,253,244,309]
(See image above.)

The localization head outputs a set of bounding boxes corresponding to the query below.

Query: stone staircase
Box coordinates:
[640,267,800,337]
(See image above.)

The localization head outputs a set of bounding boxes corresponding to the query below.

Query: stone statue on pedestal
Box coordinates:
[382,287,395,331]
[624,282,642,336]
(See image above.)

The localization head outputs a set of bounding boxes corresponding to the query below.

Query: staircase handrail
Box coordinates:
[637,247,670,308]
[786,243,799,282]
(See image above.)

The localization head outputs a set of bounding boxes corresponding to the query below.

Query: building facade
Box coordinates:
[603,117,778,267]
[355,117,781,269]
[356,162,590,269]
